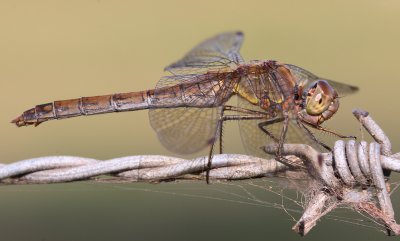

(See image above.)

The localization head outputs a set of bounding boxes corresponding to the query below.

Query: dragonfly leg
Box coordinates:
[223,105,267,115]
[257,115,299,169]
[277,112,289,160]
[257,117,285,143]
[296,119,332,151]
[217,107,227,156]
[277,113,301,169]
[314,125,356,140]
[206,137,216,184]
[218,105,269,154]
[205,111,266,184]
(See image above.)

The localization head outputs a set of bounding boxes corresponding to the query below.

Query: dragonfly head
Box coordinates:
[298,80,339,126]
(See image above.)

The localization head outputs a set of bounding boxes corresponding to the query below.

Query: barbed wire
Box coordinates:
[1,109,399,236]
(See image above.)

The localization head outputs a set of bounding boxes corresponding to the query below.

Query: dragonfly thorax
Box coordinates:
[234,61,297,109]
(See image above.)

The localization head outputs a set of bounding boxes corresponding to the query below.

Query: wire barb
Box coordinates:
[1,108,400,236]
[265,109,400,236]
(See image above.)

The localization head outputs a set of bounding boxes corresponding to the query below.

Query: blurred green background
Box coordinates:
[1,1,400,240]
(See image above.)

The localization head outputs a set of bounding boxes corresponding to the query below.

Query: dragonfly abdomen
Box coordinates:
[11,81,221,127]
[12,73,235,127]
[11,91,154,127]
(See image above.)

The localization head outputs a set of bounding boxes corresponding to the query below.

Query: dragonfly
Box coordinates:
[12,31,358,182]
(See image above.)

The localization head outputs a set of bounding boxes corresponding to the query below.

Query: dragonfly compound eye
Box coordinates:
[305,80,336,116]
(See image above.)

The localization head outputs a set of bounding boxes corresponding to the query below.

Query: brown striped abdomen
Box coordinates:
[11,90,156,127]
[11,75,234,127]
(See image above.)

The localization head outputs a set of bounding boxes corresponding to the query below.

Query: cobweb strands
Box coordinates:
[1,109,400,236]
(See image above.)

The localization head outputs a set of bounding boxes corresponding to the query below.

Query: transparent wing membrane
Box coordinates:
[149,107,221,154]
[149,32,244,154]
[285,64,359,95]
[149,72,240,154]
[165,31,245,72]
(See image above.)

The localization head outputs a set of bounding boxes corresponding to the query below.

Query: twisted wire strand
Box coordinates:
[1,108,400,236]
[0,154,288,184]
[1,147,398,185]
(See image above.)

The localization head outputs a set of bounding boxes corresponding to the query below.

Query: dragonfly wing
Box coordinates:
[149,72,239,155]
[149,107,221,154]
[165,31,245,72]
[285,64,359,96]
[149,32,244,154]
[322,78,359,96]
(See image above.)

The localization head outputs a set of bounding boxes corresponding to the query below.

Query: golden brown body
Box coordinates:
[12,61,297,127]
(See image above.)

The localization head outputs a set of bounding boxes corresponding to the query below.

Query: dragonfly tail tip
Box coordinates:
[11,115,26,127]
